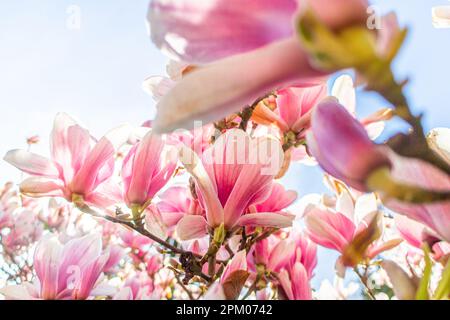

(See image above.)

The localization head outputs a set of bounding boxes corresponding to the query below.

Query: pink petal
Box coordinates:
[123,133,165,205]
[237,212,294,229]
[74,253,109,300]
[148,0,298,63]
[70,136,115,195]
[153,38,327,133]
[307,98,389,190]
[394,215,425,249]
[304,208,355,252]
[34,237,63,300]
[179,145,224,227]
[303,0,369,30]
[385,152,450,242]
[176,215,208,241]
[268,240,296,272]
[58,234,103,293]
[19,177,65,198]
[290,262,312,300]
[50,113,80,183]
[4,150,59,177]
[221,250,248,283]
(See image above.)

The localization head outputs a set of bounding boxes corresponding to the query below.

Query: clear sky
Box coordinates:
[0,0,449,295]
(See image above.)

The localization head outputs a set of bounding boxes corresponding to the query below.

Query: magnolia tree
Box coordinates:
[1,0,449,300]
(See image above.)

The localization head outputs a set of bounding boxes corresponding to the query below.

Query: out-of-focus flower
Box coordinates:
[395,215,450,264]
[2,210,43,251]
[432,6,450,28]
[304,188,401,268]
[38,199,70,230]
[26,135,40,146]
[331,74,392,140]
[307,99,450,242]
[0,183,18,229]
[121,131,177,212]
[148,0,369,132]
[0,234,113,300]
[113,272,163,300]
[307,98,390,190]
[176,129,293,240]
[4,113,128,207]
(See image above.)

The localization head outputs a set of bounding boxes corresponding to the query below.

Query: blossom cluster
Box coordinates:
[0,0,449,300]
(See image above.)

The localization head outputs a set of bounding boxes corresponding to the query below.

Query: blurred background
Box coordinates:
[0,0,449,296]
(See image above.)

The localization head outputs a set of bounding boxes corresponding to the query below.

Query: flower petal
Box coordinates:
[148,0,298,63]
[237,212,294,229]
[153,38,326,133]
[19,177,65,198]
[176,215,208,241]
[4,150,59,177]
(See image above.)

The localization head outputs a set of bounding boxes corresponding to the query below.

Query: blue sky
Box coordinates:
[0,0,449,296]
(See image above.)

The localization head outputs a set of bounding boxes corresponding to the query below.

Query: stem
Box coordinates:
[77,203,190,256]
[353,266,376,300]
[173,270,195,300]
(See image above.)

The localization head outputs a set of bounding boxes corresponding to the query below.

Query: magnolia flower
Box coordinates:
[307,99,450,242]
[250,182,297,215]
[156,186,203,230]
[252,237,296,274]
[4,113,127,207]
[121,131,177,211]
[306,98,390,190]
[2,210,43,251]
[288,232,318,279]
[113,272,163,300]
[278,262,312,300]
[432,6,450,28]
[0,234,112,300]
[176,129,293,240]
[147,0,369,132]
[0,183,18,229]
[395,215,450,264]
[252,84,327,135]
[304,189,402,268]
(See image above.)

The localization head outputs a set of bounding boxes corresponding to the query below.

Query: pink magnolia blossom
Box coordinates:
[250,182,297,215]
[253,84,327,134]
[113,272,163,300]
[147,0,369,132]
[395,215,450,263]
[2,210,43,251]
[121,131,178,209]
[176,129,293,240]
[0,183,18,229]
[278,262,312,300]
[307,98,390,190]
[4,113,127,207]
[156,186,204,230]
[0,234,112,300]
[307,99,450,242]
[288,232,318,279]
[251,237,296,274]
[304,190,401,266]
